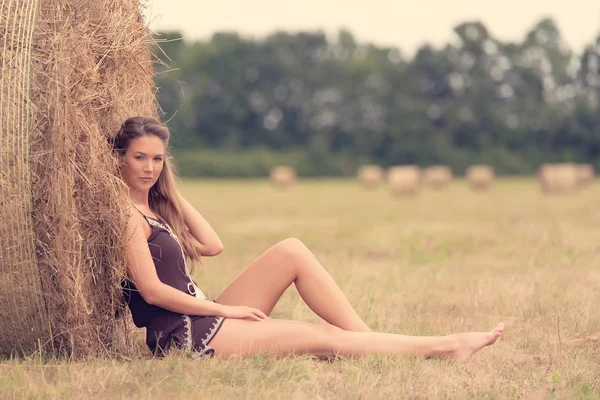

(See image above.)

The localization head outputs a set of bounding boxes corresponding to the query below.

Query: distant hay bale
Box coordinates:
[270,166,297,188]
[387,165,422,196]
[538,163,580,194]
[423,165,453,189]
[465,165,495,191]
[357,165,384,188]
[576,163,595,187]
[1,0,157,358]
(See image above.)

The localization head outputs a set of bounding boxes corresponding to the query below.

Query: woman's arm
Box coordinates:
[124,208,265,320]
[177,194,224,256]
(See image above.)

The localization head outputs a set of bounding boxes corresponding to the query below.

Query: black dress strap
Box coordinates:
[131,204,153,227]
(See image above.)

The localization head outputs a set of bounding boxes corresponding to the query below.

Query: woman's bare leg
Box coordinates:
[209,319,504,362]
[216,238,370,332]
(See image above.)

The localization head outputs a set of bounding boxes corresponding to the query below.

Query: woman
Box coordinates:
[115,116,504,360]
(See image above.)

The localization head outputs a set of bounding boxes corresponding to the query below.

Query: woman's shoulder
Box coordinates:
[125,204,152,236]
[129,203,164,221]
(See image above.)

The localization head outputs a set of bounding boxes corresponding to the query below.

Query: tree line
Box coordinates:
[153,18,600,177]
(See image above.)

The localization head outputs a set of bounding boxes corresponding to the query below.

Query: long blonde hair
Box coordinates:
[113,117,201,268]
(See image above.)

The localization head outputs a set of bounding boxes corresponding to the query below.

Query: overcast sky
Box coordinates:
[145,0,600,55]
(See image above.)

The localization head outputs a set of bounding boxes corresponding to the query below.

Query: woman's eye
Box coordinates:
[154,158,162,162]
[135,156,143,160]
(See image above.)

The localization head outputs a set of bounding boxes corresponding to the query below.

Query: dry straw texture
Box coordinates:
[0,0,52,358]
[1,0,158,359]
[387,165,422,196]
[357,165,384,188]
[270,166,297,188]
[466,165,495,191]
[422,165,453,189]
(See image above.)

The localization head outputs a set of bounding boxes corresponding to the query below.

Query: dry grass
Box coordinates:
[2,177,599,398]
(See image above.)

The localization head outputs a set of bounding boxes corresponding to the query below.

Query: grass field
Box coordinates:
[2,178,599,399]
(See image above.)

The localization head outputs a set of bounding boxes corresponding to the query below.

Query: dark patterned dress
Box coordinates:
[122,208,225,357]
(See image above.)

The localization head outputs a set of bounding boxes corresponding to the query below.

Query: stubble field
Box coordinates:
[1,178,599,399]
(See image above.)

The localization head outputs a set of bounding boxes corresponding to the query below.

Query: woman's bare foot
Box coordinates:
[448,323,504,362]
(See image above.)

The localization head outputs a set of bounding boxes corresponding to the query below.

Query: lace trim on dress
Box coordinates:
[193,316,225,358]
[181,315,193,352]
[180,315,224,358]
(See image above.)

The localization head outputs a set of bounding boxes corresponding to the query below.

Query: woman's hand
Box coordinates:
[221,305,269,321]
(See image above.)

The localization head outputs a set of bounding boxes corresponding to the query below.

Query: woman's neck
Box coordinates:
[128,188,150,208]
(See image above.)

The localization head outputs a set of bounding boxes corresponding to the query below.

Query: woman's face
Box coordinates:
[120,135,166,192]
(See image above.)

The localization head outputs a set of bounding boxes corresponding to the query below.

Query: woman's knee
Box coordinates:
[289,321,344,354]
[314,323,346,352]
[272,237,310,258]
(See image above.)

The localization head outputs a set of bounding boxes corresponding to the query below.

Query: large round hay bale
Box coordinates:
[1,0,156,358]
[465,165,495,191]
[270,166,297,188]
[423,165,453,189]
[538,163,580,194]
[1,0,50,357]
[387,165,422,196]
[576,163,595,187]
[357,165,384,188]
